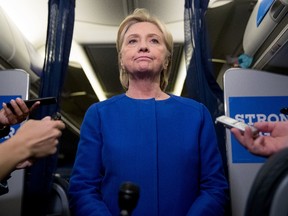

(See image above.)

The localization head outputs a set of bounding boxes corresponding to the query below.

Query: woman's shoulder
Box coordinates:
[170,94,205,109]
[88,94,126,110]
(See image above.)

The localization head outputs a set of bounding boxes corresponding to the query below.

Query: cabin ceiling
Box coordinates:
[75,0,184,26]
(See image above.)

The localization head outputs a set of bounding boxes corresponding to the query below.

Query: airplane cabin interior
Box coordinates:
[0,0,288,215]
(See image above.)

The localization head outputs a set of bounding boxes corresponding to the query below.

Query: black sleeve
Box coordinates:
[0,125,10,138]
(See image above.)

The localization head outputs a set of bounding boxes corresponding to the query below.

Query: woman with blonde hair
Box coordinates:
[69,8,228,216]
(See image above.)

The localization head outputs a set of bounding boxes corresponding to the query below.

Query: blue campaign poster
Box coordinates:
[0,95,22,143]
[256,0,274,27]
[229,96,288,163]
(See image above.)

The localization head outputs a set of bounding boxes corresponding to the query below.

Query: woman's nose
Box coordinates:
[138,41,149,52]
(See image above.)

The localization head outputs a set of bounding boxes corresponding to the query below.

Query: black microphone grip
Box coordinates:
[118,182,140,216]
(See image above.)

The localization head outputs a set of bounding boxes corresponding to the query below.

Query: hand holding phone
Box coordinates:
[6,97,57,114]
[215,115,259,137]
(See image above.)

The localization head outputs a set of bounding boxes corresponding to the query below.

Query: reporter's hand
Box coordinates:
[0,98,40,126]
[231,121,288,157]
[15,159,34,169]
[14,116,65,158]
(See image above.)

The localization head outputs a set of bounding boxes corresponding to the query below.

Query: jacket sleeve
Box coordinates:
[187,105,229,216]
[68,104,112,216]
[0,126,10,138]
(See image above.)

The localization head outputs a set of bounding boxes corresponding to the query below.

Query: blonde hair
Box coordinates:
[116,8,173,91]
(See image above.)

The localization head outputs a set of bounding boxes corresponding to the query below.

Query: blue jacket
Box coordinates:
[69,94,228,216]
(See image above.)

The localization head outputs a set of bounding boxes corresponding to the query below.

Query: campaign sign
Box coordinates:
[229,96,288,163]
[0,95,22,143]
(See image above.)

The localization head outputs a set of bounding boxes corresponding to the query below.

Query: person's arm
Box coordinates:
[0,117,65,180]
[231,121,288,157]
[69,104,112,216]
[0,134,32,180]
[187,107,229,216]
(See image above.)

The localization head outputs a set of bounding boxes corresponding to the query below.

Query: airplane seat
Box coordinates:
[244,147,288,216]
[46,175,70,216]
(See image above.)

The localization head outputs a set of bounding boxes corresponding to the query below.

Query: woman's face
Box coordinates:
[120,22,168,76]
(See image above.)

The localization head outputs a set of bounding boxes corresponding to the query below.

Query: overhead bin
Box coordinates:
[0,6,42,82]
[242,0,288,72]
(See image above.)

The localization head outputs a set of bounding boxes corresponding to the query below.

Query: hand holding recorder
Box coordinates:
[216,116,288,157]
[215,115,259,137]
[231,121,288,157]
[0,114,65,180]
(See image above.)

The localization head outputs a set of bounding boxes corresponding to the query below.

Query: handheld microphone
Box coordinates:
[118,182,140,216]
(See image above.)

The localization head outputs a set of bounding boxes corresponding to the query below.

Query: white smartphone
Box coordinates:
[215,115,259,136]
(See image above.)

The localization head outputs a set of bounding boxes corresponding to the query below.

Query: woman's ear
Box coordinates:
[163,58,169,69]
[119,53,124,68]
